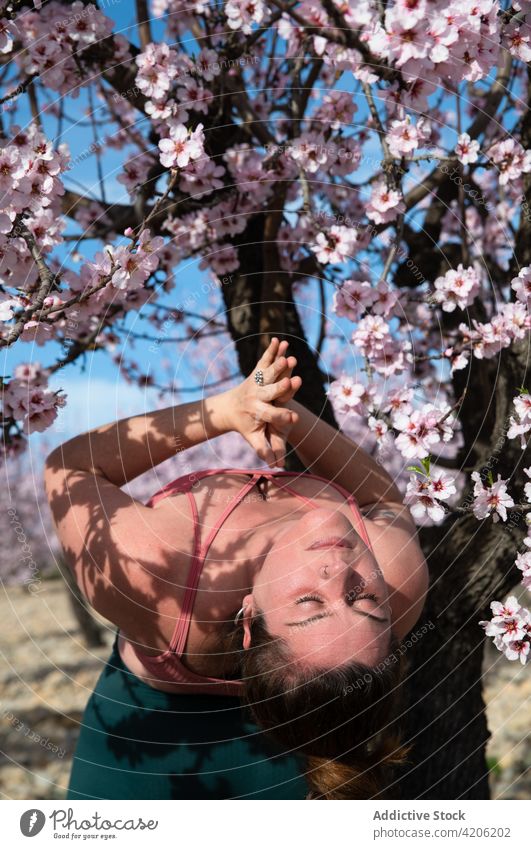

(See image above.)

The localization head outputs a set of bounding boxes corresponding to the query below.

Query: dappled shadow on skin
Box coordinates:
[44,422,371,676]
[44,407,405,682]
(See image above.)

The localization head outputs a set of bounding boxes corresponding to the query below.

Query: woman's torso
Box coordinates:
[118,468,376,694]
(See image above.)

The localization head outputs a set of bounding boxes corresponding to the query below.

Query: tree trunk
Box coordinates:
[221,215,338,472]
[398,337,530,798]
[223,224,530,798]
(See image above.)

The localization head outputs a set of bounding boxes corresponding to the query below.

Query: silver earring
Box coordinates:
[234,606,246,626]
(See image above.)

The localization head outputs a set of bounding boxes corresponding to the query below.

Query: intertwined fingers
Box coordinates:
[255,398,293,426]
[259,372,292,402]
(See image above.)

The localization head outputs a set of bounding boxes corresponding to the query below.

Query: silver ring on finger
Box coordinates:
[254,369,264,386]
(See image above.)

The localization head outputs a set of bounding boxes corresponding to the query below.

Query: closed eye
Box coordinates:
[296,594,324,605]
[287,594,330,627]
[286,592,389,627]
[287,612,332,628]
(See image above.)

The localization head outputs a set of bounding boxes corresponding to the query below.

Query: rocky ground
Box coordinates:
[0,579,529,800]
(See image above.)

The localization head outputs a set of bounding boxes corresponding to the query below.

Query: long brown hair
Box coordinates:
[219,613,409,799]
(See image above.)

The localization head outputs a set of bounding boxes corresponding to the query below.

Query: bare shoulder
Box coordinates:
[360,499,430,640]
[43,457,194,638]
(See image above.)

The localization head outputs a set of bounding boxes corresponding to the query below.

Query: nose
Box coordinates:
[318,556,350,581]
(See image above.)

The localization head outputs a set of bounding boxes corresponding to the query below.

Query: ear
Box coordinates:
[241,592,255,651]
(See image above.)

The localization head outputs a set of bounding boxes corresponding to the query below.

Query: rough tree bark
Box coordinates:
[223,224,530,799]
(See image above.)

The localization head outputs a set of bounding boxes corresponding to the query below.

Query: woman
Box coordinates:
[44,338,428,799]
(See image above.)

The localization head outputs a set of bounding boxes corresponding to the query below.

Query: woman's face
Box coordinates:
[246,507,392,668]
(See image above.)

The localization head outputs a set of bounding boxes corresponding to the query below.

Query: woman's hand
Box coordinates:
[263,339,302,466]
[223,337,302,467]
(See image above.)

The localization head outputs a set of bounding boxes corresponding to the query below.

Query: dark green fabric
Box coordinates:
[67,633,309,800]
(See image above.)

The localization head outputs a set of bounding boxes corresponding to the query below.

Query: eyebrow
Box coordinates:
[285,610,390,628]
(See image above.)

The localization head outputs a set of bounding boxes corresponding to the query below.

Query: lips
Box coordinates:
[308,536,353,550]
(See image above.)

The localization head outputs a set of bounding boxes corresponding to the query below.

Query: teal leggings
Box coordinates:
[67,634,309,800]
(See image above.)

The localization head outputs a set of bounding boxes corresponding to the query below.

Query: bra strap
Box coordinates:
[170,472,264,656]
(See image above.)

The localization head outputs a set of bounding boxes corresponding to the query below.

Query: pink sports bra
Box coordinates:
[127,467,373,696]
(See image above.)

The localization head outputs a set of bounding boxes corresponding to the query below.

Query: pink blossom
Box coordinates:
[85,247,114,287]
[470,471,515,522]
[352,316,413,377]
[19,320,54,346]
[480,593,531,662]
[289,132,329,174]
[225,0,266,34]
[507,393,531,449]
[13,361,48,385]
[490,596,522,619]
[499,302,530,342]
[370,280,401,317]
[179,157,225,198]
[158,123,205,169]
[447,348,470,373]
[425,15,459,64]
[117,153,156,196]
[524,465,531,503]
[0,17,13,53]
[427,471,457,502]
[352,314,390,355]
[327,375,368,416]
[432,264,480,312]
[0,146,25,191]
[0,296,21,322]
[380,386,415,418]
[455,132,480,165]
[375,10,428,67]
[14,173,54,213]
[393,403,455,460]
[386,116,420,157]
[487,138,531,186]
[503,639,530,665]
[515,550,531,590]
[111,235,162,290]
[366,180,405,224]
[196,48,222,81]
[2,380,66,434]
[313,91,357,130]
[503,20,531,62]
[135,42,178,100]
[367,415,393,452]
[510,267,531,306]
[332,278,374,322]
[199,243,239,276]
[329,136,361,176]
[311,226,360,264]
[404,475,446,523]
[177,77,213,115]
[0,210,16,234]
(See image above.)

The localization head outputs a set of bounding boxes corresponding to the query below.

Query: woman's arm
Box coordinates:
[285,398,403,508]
[45,393,233,488]
[46,339,300,486]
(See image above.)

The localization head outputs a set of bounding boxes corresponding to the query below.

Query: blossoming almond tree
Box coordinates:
[1,0,530,797]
